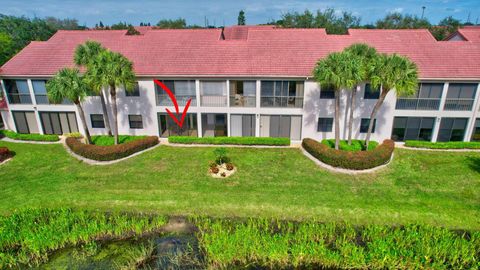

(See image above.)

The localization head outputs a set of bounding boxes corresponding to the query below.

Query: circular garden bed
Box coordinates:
[209,162,236,178]
[0,146,13,164]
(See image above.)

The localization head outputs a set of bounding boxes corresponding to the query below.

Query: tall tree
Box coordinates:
[86,50,136,145]
[313,52,363,149]
[365,54,418,149]
[46,68,92,144]
[238,10,246,25]
[74,41,113,136]
[344,43,378,145]
[376,13,431,29]
[156,18,186,29]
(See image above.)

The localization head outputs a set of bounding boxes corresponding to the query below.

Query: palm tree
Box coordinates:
[46,68,92,144]
[74,41,113,136]
[344,44,378,145]
[364,53,418,149]
[313,51,363,150]
[86,50,136,145]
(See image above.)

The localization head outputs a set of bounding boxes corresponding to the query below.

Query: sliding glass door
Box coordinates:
[158,113,198,137]
[230,114,255,137]
[39,112,78,135]
[12,111,39,134]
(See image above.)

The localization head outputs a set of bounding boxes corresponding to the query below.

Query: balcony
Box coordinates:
[230,95,256,107]
[260,96,303,108]
[443,99,475,111]
[7,93,32,104]
[157,95,197,107]
[201,95,227,107]
[35,94,73,105]
[395,98,441,110]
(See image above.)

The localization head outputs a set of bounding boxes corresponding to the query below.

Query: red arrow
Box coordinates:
[154,79,192,128]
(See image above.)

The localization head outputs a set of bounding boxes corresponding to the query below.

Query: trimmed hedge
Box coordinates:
[405,140,480,149]
[0,130,59,142]
[66,136,159,161]
[91,135,147,146]
[168,136,290,146]
[302,138,394,170]
[321,139,378,151]
[0,147,11,162]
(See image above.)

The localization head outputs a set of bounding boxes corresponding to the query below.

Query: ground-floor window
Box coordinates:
[40,111,78,135]
[472,118,480,142]
[90,114,105,128]
[128,115,143,129]
[317,117,333,132]
[12,111,39,134]
[260,115,302,140]
[158,113,197,137]
[202,113,227,137]
[360,118,376,133]
[230,114,255,137]
[391,117,435,142]
[437,117,468,142]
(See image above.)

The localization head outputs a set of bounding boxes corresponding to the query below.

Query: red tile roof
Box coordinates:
[454,26,480,43]
[1,26,480,79]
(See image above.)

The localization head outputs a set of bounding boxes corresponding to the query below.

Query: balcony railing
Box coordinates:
[230,96,256,107]
[35,94,73,105]
[201,95,227,107]
[260,96,303,108]
[395,98,441,110]
[7,93,32,104]
[157,95,197,106]
[443,99,475,111]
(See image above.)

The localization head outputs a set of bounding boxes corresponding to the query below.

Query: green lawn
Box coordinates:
[0,141,479,229]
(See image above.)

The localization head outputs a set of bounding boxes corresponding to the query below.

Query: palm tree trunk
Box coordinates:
[334,90,340,150]
[75,102,91,144]
[365,87,388,150]
[110,85,119,145]
[99,89,112,136]
[347,86,358,145]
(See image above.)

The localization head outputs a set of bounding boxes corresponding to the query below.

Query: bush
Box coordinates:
[66,136,159,161]
[213,147,230,164]
[91,135,147,146]
[64,132,83,138]
[169,136,290,146]
[405,140,480,149]
[322,139,378,151]
[302,138,394,170]
[0,147,11,162]
[0,130,59,142]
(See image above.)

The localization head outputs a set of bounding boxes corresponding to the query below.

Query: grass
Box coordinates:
[169,136,290,146]
[322,139,378,151]
[91,135,147,146]
[405,140,480,149]
[0,141,479,229]
[0,130,59,142]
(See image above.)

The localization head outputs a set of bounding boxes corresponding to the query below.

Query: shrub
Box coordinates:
[213,147,230,164]
[0,130,59,142]
[211,167,219,174]
[302,138,394,170]
[91,135,147,146]
[0,147,11,162]
[168,136,290,146]
[405,140,480,149]
[66,136,159,161]
[226,163,234,171]
[322,139,378,151]
[64,132,83,138]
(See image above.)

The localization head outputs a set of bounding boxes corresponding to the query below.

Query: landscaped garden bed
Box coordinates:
[65,136,159,161]
[322,139,378,151]
[0,147,12,163]
[169,136,290,146]
[91,135,147,146]
[405,140,480,149]
[0,130,59,142]
[302,138,394,170]
[209,148,236,178]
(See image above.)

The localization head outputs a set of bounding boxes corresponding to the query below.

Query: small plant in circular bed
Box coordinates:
[226,163,234,171]
[211,167,220,174]
[221,172,226,177]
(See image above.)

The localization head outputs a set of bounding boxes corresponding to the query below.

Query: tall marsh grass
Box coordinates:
[194,218,480,269]
[0,208,167,268]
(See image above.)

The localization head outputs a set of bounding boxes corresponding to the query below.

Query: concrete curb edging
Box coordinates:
[1,137,61,144]
[62,141,162,165]
[300,146,394,175]
[0,157,12,165]
[396,144,480,152]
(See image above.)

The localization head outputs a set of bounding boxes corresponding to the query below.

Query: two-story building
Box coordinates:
[1,26,479,143]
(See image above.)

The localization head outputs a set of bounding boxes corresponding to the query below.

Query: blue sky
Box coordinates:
[1,0,479,27]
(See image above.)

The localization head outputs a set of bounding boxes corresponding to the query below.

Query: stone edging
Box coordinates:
[0,137,61,144]
[0,157,12,165]
[62,140,162,165]
[396,143,480,152]
[300,146,394,175]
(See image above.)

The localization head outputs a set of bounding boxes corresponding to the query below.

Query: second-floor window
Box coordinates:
[444,83,477,111]
[230,80,256,107]
[4,79,32,104]
[364,84,380,99]
[396,83,443,110]
[320,86,335,99]
[200,81,227,107]
[156,80,196,106]
[125,82,140,97]
[260,81,304,108]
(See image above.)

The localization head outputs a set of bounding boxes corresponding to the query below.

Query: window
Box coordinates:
[471,119,480,142]
[156,80,196,106]
[158,113,197,137]
[39,112,78,135]
[230,81,256,107]
[128,115,143,129]
[317,118,333,132]
[396,83,443,110]
[12,111,39,134]
[444,83,477,111]
[32,80,48,104]
[437,118,468,142]
[200,81,227,107]
[417,83,443,99]
[126,83,140,97]
[360,118,376,133]
[320,86,335,99]
[391,117,435,142]
[4,79,32,104]
[260,81,304,107]
[364,84,380,99]
[90,114,105,128]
